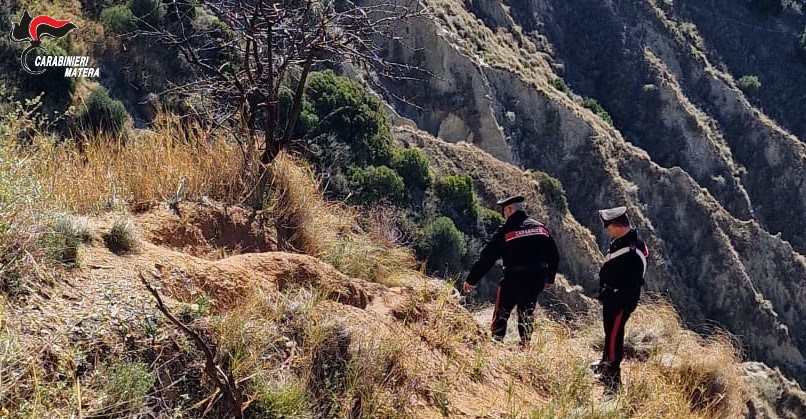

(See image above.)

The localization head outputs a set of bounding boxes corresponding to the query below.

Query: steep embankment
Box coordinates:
[3,201,762,418]
[396,125,600,316]
[2,203,541,417]
[523,0,806,256]
[396,127,806,418]
[367,0,806,387]
[673,0,806,140]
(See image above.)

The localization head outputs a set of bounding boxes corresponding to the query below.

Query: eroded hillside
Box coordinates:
[367,0,806,388]
[0,181,775,418]
[2,0,806,417]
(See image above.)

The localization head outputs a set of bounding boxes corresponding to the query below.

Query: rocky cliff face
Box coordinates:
[527,0,806,255]
[673,0,806,140]
[362,0,806,390]
[743,362,806,418]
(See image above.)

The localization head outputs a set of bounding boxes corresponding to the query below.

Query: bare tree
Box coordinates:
[138,0,423,208]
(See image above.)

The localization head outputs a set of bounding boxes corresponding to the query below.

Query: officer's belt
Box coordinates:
[605,246,647,276]
[506,265,543,274]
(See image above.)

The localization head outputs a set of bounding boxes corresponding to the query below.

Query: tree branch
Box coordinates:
[139,272,245,418]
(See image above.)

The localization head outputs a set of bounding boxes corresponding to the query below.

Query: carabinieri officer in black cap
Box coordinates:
[462,195,560,347]
[592,206,649,394]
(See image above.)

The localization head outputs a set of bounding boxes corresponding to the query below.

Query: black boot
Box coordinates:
[601,365,621,395]
[590,359,606,375]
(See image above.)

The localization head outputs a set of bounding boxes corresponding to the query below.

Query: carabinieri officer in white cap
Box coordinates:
[462,195,560,347]
[591,206,649,394]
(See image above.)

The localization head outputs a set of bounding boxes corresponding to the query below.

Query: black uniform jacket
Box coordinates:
[465,211,560,287]
[599,229,648,310]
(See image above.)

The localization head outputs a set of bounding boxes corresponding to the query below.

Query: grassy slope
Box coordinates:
[0,1,750,417]
[0,115,747,418]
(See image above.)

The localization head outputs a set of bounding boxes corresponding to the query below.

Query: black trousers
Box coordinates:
[490,279,543,344]
[601,301,633,370]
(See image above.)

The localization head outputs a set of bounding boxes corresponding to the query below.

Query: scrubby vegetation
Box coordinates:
[100,5,136,35]
[582,97,614,126]
[549,77,572,96]
[738,75,762,93]
[129,0,167,28]
[103,217,140,255]
[0,1,759,417]
[419,217,467,276]
[351,165,407,205]
[305,70,395,168]
[0,100,751,417]
[74,88,130,136]
[392,148,433,193]
[435,175,480,233]
[532,172,569,214]
[43,215,92,266]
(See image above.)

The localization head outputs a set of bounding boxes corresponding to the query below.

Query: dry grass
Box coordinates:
[265,152,337,254]
[102,217,140,255]
[19,114,416,285]
[624,302,747,418]
[0,135,53,296]
[30,113,244,214]
[522,300,747,418]
[91,361,155,417]
[211,287,415,418]
[42,214,94,266]
[1,102,751,418]
[267,153,418,286]
[0,332,83,417]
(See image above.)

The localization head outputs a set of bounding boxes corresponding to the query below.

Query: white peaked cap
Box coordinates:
[598,206,628,222]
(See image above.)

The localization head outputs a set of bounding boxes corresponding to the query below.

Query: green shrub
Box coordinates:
[129,0,166,27]
[305,71,394,166]
[165,0,198,23]
[351,166,406,204]
[97,362,154,416]
[533,172,569,214]
[421,217,467,275]
[279,88,319,145]
[435,175,479,231]
[252,377,310,418]
[549,78,571,95]
[194,8,234,43]
[76,88,129,135]
[101,5,136,34]
[738,75,761,93]
[392,148,432,192]
[479,207,504,236]
[77,0,120,20]
[582,97,613,125]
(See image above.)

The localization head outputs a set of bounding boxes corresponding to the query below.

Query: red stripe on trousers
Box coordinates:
[491,286,501,332]
[609,309,624,362]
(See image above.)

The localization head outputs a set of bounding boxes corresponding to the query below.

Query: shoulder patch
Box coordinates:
[504,226,550,242]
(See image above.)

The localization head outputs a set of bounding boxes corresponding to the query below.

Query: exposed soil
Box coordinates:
[136,201,277,260]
